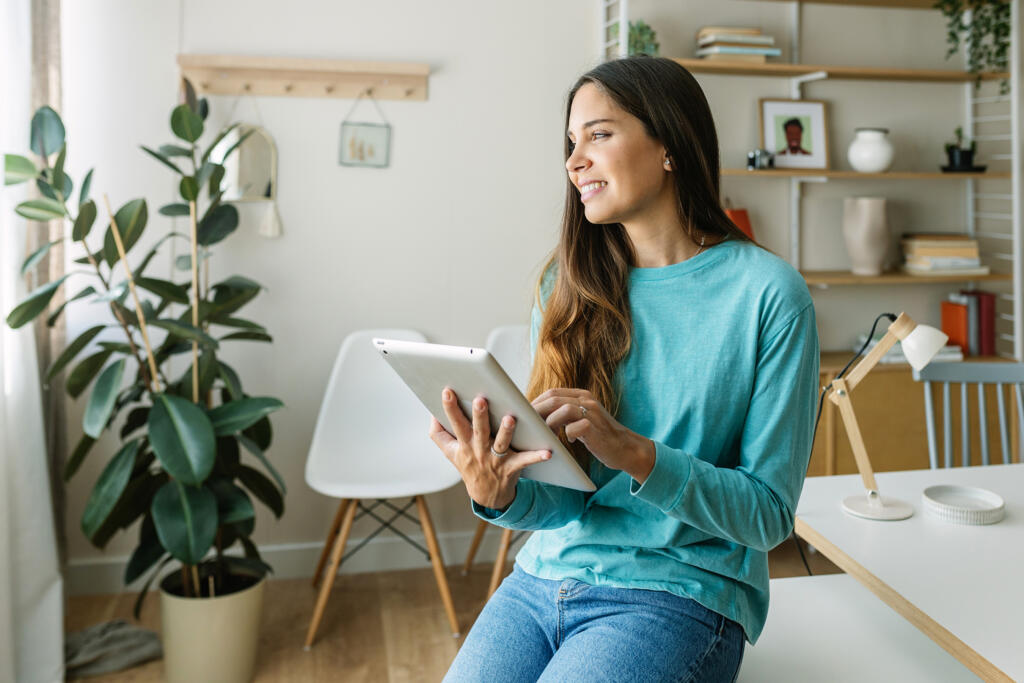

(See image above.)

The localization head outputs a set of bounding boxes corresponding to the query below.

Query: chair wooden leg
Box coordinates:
[461,519,489,576]
[312,499,350,588]
[416,495,460,637]
[304,498,359,650]
[487,527,515,599]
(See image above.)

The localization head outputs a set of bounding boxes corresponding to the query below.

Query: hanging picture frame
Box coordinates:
[339,121,391,168]
[339,90,392,168]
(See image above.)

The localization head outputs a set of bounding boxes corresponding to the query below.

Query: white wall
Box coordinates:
[60,0,600,592]
[57,0,1008,592]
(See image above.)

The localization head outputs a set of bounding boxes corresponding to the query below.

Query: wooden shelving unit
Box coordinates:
[723,169,1012,179]
[803,270,1014,287]
[177,55,430,101]
[673,58,1008,83]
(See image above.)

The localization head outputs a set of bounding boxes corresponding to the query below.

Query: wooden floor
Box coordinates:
[66,538,840,683]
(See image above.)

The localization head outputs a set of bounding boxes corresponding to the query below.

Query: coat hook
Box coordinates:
[284,83,293,93]
[243,82,252,92]
[404,88,414,97]
[325,84,335,94]
[365,87,374,97]
[200,81,210,90]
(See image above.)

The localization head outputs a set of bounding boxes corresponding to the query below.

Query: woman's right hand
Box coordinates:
[428,387,552,510]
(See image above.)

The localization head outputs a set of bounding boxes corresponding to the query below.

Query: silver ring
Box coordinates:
[580,404,588,419]
[490,445,508,457]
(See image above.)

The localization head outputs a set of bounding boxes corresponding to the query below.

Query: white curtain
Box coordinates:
[1,0,65,679]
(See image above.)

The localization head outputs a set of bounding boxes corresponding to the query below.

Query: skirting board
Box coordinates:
[66,527,526,596]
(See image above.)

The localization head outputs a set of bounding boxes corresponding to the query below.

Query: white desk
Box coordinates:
[794,464,1023,682]
[739,575,978,682]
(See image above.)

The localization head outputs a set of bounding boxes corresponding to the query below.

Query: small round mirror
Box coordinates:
[210,124,276,202]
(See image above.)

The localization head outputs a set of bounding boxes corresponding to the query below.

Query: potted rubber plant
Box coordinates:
[3,81,285,683]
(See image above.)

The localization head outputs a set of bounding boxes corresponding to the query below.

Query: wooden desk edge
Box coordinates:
[793,516,1013,683]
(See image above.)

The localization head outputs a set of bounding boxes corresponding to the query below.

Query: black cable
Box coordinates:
[792,534,813,576]
[796,312,897,576]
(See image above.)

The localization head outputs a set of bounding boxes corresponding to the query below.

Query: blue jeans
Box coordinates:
[445,565,745,683]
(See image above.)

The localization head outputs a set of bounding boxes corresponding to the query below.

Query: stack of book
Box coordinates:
[854,334,963,365]
[695,27,781,63]
[901,233,990,277]
[941,290,997,356]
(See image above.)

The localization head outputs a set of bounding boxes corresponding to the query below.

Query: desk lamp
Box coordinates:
[828,312,948,520]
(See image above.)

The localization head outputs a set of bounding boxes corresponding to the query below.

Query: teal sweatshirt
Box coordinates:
[473,239,819,644]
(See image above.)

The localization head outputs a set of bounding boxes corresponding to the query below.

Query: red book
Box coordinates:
[941,300,969,353]
[961,289,997,356]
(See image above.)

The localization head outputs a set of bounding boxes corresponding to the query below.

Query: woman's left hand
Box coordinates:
[532,388,656,482]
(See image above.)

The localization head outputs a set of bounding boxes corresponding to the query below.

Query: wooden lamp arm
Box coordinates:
[843,313,915,392]
[830,377,879,494]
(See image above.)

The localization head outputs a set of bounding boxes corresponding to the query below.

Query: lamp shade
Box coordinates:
[900,324,949,370]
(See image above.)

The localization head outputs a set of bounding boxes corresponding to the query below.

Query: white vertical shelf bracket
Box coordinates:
[790,71,828,100]
[599,0,629,61]
[787,71,828,268]
[789,176,829,268]
[1011,0,1022,360]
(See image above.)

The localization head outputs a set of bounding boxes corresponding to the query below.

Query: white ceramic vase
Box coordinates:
[847,128,894,173]
[842,197,889,276]
[160,574,266,683]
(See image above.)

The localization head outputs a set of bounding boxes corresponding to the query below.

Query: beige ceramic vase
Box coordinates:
[842,197,889,276]
[160,574,266,683]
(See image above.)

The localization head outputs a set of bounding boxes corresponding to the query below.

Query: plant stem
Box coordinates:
[191,565,201,597]
[103,195,163,393]
[189,200,200,403]
[181,565,191,598]
[75,235,154,392]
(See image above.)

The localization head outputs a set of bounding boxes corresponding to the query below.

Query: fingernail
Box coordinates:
[443,389,451,401]
[543,451,551,460]
[475,399,485,411]
[503,417,513,428]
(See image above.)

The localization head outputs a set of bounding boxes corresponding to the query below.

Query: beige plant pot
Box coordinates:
[159,573,266,683]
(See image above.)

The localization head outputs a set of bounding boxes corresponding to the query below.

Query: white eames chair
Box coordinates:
[304,329,462,649]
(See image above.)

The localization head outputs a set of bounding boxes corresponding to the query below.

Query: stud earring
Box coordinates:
[664,159,671,168]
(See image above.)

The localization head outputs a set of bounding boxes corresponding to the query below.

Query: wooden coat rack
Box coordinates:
[177,54,430,101]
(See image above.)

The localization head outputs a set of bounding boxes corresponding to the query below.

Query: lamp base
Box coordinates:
[842,491,914,520]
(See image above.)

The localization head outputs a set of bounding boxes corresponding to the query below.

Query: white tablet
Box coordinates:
[373,338,596,492]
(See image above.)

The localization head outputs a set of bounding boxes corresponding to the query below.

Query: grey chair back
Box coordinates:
[913,362,1024,469]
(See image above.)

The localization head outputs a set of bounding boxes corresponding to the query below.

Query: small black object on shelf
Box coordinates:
[941,165,987,173]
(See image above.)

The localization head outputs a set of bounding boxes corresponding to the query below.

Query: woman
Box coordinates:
[430,56,819,682]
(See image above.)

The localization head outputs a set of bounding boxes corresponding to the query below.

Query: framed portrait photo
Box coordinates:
[759,99,829,170]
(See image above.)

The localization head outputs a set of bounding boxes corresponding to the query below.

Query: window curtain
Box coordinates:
[30,0,69,566]
[1,0,65,679]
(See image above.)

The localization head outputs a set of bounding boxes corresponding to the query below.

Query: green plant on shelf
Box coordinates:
[608,19,659,57]
[935,0,1010,94]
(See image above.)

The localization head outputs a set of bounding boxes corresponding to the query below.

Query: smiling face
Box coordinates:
[565,82,675,226]
[784,123,803,151]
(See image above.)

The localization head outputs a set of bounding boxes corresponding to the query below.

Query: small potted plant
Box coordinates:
[944,126,978,170]
[4,81,285,683]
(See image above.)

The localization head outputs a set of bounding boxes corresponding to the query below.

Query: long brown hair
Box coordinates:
[526,56,752,467]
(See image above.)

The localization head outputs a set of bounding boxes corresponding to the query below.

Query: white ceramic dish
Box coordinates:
[921,484,1005,525]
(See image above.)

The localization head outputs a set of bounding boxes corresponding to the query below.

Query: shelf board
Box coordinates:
[744,0,941,8]
[723,169,1012,179]
[673,58,1007,83]
[177,54,430,100]
[819,352,1009,375]
[803,270,1013,286]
